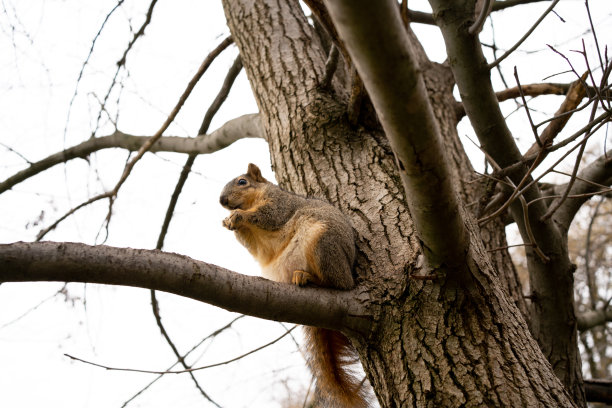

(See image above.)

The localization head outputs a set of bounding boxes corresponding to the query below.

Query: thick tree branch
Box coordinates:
[430,0,582,400]
[577,308,612,332]
[0,113,263,194]
[429,0,567,259]
[406,9,435,25]
[491,0,549,12]
[324,0,469,272]
[0,241,370,335]
[585,379,612,404]
[554,150,612,231]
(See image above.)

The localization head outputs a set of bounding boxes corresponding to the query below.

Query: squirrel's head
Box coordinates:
[219,163,269,210]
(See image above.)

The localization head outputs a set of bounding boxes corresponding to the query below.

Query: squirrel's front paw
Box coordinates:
[222,213,242,230]
[222,217,232,230]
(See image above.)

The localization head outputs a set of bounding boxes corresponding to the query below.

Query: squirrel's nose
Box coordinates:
[220,195,228,207]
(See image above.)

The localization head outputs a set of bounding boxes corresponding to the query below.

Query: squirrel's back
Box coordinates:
[220,164,367,407]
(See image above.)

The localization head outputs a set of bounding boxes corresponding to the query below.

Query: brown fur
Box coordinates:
[305,327,369,408]
[220,164,366,407]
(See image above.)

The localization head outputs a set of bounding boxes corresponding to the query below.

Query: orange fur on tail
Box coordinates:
[304,326,368,408]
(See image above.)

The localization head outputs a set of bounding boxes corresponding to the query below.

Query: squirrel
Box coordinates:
[220,163,367,408]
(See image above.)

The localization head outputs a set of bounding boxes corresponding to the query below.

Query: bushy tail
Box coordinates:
[304,326,369,408]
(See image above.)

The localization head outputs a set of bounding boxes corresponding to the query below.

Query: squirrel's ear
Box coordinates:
[247,163,267,183]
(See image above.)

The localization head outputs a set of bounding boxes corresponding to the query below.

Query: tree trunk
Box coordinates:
[222,0,577,406]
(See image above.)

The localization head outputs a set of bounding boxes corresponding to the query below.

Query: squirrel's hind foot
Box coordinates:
[292,270,319,286]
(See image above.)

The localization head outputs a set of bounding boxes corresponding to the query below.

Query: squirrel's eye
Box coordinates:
[237,178,247,186]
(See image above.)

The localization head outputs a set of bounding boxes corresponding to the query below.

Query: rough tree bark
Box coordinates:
[221,0,576,406]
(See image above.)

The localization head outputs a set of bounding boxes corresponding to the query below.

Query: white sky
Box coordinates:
[0,0,611,407]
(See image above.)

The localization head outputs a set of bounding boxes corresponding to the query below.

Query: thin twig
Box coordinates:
[546,110,611,154]
[35,36,233,240]
[144,55,243,406]
[478,149,544,225]
[150,291,221,406]
[584,0,604,75]
[64,0,126,142]
[584,197,605,309]
[302,375,315,408]
[156,55,242,250]
[527,189,612,207]
[466,136,549,261]
[91,0,160,137]
[541,133,588,221]
[514,66,542,146]
[511,124,608,211]
[320,44,339,90]
[551,169,612,191]
[519,190,550,262]
[65,326,296,375]
[486,243,535,253]
[0,284,67,329]
[541,77,602,221]
[120,315,244,407]
[488,0,560,69]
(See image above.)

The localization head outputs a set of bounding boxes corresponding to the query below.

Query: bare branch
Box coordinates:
[405,9,435,25]
[481,75,591,220]
[513,66,542,146]
[121,315,244,407]
[320,44,339,90]
[577,308,612,332]
[497,83,571,102]
[156,56,244,249]
[584,379,612,405]
[455,80,601,119]
[488,0,560,70]
[584,197,605,309]
[0,113,262,195]
[554,150,612,231]
[430,0,562,244]
[325,0,468,272]
[469,0,492,35]
[91,0,161,136]
[64,326,296,375]
[491,0,549,12]
[542,76,606,222]
[8,36,236,240]
[0,141,32,164]
[0,242,369,334]
[65,0,126,137]
[145,57,246,405]
[524,74,589,159]
[431,1,581,395]
[0,284,67,329]
[150,290,221,406]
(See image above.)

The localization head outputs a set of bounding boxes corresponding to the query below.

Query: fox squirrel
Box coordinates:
[220,163,367,408]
